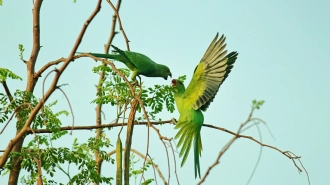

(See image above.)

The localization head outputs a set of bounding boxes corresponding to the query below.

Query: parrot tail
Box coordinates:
[175,120,203,179]
[76,52,120,60]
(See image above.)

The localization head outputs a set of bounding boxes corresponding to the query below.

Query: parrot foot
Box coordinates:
[131,81,138,86]
[130,78,142,87]
[171,118,177,124]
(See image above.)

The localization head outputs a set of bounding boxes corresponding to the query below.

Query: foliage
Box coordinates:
[18,44,25,61]
[0,68,22,82]
[4,138,114,184]
[0,62,174,184]
[129,153,154,185]
[92,64,175,121]
[252,99,265,110]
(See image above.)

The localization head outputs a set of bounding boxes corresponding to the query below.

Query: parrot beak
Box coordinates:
[171,79,177,87]
[164,72,172,80]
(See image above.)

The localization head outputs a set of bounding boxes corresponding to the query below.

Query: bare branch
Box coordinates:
[56,86,74,135]
[0,0,102,168]
[1,81,13,101]
[106,0,130,50]
[104,0,122,53]
[169,141,180,185]
[34,57,66,78]
[28,120,173,134]
[26,0,43,92]
[198,107,306,184]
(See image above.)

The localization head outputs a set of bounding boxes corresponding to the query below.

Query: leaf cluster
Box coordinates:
[129,153,154,185]
[91,64,176,121]
[0,68,22,82]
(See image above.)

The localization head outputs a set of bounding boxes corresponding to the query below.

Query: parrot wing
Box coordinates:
[184,33,238,111]
[111,45,137,71]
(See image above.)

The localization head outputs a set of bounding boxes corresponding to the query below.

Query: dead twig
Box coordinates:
[106,0,130,50]
[56,85,74,135]
[198,106,307,184]
[169,140,180,185]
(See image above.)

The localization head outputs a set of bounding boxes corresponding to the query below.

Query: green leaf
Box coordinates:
[252,99,265,109]
[0,68,22,82]
[18,44,25,60]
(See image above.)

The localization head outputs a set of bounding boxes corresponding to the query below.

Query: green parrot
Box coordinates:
[171,33,238,178]
[77,45,172,81]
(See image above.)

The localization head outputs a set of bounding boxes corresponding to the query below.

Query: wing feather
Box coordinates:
[184,33,238,111]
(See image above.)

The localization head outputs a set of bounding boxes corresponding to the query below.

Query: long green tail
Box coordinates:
[175,120,203,178]
[76,52,121,60]
[76,45,133,69]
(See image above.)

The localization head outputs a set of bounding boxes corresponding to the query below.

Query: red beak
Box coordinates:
[171,79,176,86]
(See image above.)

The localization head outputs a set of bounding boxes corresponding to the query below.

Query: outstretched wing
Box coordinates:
[184,33,238,111]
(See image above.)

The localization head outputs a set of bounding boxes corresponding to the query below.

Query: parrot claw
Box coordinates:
[130,75,142,87]
[131,81,138,86]
[171,118,177,124]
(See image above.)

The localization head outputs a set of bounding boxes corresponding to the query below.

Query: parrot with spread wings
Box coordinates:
[171,33,238,178]
[77,45,172,81]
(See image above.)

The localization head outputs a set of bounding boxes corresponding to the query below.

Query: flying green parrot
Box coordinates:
[77,45,172,81]
[171,33,238,178]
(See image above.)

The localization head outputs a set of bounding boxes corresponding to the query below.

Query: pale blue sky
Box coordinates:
[1,0,330,184]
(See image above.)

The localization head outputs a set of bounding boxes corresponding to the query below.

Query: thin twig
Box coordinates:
[0,103,33,134]
[199,107,261,184]
[1,81,13,101]
[28,120,172,134]
[42,69,58,126]
[104,0,121,53]
[106,0,130,50]
[297,157,310,185]
[108,148,168,185]
[169,141,180,185]
[198,107,306,184]
[246,123,262,185]
[147,154,158,185]
[56,86,74,135]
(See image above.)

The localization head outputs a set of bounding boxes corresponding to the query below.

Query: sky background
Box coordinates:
[1,0,330,184]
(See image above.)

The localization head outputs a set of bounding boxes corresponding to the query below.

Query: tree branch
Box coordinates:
[104,0,121,53]
[108,148,167,185]
[106,0,130,50]
[1,81,13,101]
[27,120,172,134]
[0,0,102,169]
[34,57,65,78]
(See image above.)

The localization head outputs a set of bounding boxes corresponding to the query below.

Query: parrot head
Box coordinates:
[159,65,172,80]
[171,79,185,93]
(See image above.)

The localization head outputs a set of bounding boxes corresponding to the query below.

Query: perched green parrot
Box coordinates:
[77,45,172,81]
[171,33,238,178]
